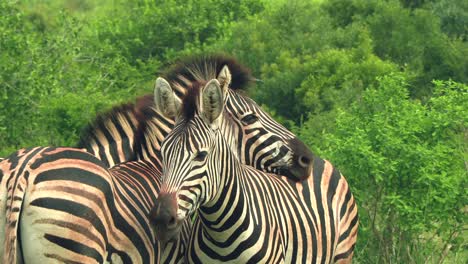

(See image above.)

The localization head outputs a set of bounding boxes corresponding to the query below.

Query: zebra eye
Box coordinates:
[241,114,258,125]
[194,151,208,162]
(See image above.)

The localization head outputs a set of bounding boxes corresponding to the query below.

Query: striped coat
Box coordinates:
[151,79,358,263]
[0,147,188,263]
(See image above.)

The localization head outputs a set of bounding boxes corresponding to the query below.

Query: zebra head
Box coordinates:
[224,86,314,182]
[163,57,314,181]
[150,78,228,243]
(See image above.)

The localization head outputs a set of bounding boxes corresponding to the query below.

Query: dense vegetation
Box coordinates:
[1,0,466,262]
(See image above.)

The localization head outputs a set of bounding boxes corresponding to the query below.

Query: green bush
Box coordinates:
[89,0,264,64]
[0,2,151,154]
[305,75,467,263]
[322,0,468,98]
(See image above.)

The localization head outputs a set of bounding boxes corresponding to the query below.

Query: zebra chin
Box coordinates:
[149,193,184,244]
[152,223,182,244]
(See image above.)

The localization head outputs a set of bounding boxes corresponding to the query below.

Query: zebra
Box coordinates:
[150,78,358,263]
[77,54,315,183]
[0,146,193,264]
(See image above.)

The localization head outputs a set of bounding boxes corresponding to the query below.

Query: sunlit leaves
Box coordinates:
[316,75,467,262]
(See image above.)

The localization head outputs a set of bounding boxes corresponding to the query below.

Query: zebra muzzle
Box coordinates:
[149,193,182,243]
[286,137,314,181]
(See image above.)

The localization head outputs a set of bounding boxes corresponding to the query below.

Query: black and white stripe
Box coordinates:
[0,147,190,263]
[76,103,140,168]
[152,80,358,263]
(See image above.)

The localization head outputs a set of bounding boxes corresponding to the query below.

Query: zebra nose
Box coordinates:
[150,194,177,229]
[298,155,311,168]
[152,205,177,228]
[287,137,314,181]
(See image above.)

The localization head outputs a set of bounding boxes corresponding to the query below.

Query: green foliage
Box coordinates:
[311,75,467,263]
[212,0,466,122]
[0,0,265,155]
[431,0,468,40]
[327,0,467,97]
[0,2,151,154]
[90,0,264,64]
[210,0,340,74]
[0,2,43,151]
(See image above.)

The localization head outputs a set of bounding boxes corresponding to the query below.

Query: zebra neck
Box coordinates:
[219,111,240,160]
[135,107,174,161]
[196,153,259,244]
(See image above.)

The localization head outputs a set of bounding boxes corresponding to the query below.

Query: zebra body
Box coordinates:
[0,156,8,259]
[151,79,358,263]
[2,56,315,263]
[0,147,189,263]
[187,153,356,263]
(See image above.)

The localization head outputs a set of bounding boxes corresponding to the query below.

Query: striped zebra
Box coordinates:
[0,147,191,264]
[150,78,358,263]
[77,54,315,183]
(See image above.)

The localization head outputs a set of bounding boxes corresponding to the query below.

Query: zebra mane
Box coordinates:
[134,94,156,139]
[133,94,164,155]
[181,81,204,121]
[162,53,253,97]
[180,82,238,135]
[78,54,253,165]
[76,102,138,151]
[134,54,254,153]
[77,93,168,165]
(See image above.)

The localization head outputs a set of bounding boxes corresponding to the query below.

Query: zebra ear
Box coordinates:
[201,79,224,127]
[154,77,181,118]
[217,65,231,98]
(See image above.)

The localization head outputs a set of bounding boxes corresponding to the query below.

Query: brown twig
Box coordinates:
[437,227,460,264]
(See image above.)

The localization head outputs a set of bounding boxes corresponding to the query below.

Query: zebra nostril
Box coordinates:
[168,216,176,226]
[298,156,311,168]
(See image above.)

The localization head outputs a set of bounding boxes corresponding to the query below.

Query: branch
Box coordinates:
[437,227,460,264]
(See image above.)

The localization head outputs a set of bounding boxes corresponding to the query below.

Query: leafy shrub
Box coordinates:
[305,75,467,263]
[322,0,468,98]
[0,3,150,154]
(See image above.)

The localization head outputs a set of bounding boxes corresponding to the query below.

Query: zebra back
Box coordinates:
[76,102,139,167]
[0,146,190,263]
